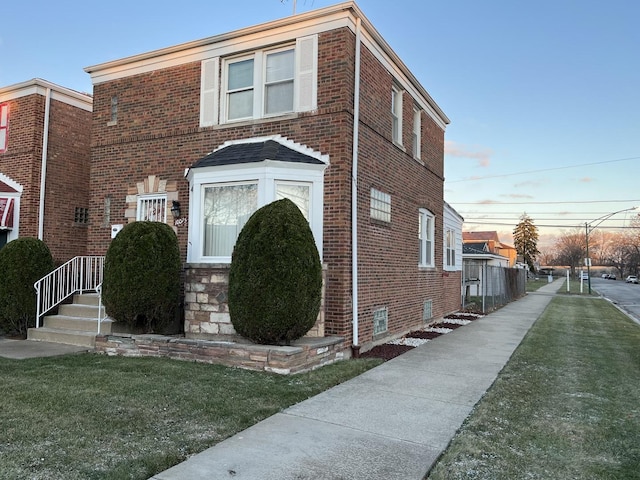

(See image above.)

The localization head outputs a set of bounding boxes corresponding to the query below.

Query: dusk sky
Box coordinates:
[2,0,638,248]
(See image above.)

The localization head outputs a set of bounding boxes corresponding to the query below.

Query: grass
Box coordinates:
[427,296,640,479]
[525,277,550,291]
[0,354,382,479]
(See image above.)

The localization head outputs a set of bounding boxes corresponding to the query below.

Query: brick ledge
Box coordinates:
[95,334,347,375]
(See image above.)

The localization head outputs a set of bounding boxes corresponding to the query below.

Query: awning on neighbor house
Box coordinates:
[0,197,14,229]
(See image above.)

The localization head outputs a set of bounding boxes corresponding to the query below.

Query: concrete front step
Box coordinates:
[58,303,105,319]
[43,315,113,334]
[28,327,98,348]
[73,293,101,306]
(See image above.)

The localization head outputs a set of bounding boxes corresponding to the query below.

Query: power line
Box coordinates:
[446,155,640,183]
[451,199,640,205]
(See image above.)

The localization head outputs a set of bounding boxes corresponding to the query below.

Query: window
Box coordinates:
[137,195,167,222]
[226,57,255,121]
[373,307,388,335]
[0,103,9,153]
[203,183,257,257]
[276,181,310,220]
[419,209,435,267]
[208,35,317,126]
[186,137,327,264]
[412,108,421,159]
[265,49,295,115]
[109,96,118,124]
[370,188,391,223]
[423,300,433,322]
[445,228,456,267]
[74,207,89,224]
[391,86,402,145]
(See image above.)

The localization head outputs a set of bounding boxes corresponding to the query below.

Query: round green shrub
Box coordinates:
[102,221,181,332]
[0,238,54,336]
[229,198,322,345]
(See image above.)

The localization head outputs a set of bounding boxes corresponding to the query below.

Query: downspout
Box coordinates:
[351,17,362,357]
[38,87,52,240]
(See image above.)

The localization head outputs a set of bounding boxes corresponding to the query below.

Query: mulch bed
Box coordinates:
[359,311,483,361]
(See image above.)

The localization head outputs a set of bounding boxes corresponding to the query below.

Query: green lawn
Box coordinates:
[427,296,640,479]
[0,355,382,479]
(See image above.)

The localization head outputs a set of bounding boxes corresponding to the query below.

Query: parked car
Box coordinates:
[626,275,639,284]
[580,272,589,280]
[602,273,617,280]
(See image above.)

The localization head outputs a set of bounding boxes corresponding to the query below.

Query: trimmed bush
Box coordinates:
[0,238,54,336]
[229,198,322,345]
[102,221,181,332]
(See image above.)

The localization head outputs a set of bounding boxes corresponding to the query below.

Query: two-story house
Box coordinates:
[0,79,92,263]
[83,2,451,354]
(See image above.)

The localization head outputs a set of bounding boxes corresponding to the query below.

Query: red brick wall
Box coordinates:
[0,94,44,240]
[86,27,447,351]
[0,93,91,264]
[443,271,462,315]
[42,98,92,262]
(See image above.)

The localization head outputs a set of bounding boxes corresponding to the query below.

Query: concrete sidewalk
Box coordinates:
[151,279,564,480]
[0,338,90,359]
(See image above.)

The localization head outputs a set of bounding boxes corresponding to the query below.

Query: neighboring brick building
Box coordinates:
[0,79,92,263]
[84,2,452,353]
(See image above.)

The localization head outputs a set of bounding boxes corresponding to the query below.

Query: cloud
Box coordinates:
[579,177,593,183]
[478,199,499,205]
[499,193,534,199]
[445,140,493,168]
[514,180,542,188]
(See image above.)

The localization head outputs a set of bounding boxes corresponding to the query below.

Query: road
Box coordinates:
[589,276,640,324]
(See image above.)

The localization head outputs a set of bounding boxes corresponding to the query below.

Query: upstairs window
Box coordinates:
[419,209,435,267]
[391,86,402,145]
[412,108,421,159]
[0,103,9,153]
[203,35,317,126]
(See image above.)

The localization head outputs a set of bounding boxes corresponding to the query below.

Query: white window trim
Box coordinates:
[392,86,403,146]
[370,188,391,223]
[137,194,168,222]
[187,160,325,264]
[412,107,421,160]
[208,34,317,126]
[419,208,435,268]
[445,228,455,269]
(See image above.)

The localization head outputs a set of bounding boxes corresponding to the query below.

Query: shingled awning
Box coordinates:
[190,138,327,169]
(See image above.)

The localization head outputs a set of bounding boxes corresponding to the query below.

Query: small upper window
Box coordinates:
[109,96,118,124]
[370,188,391,223]
[412,108,421,159]
[226,58,255,121]
[391,86,403,145]
[0,103,9,153]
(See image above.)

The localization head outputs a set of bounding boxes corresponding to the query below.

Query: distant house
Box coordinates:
[81,2,452,353]
[443,202,464,313]
[463,231,517,267]
[0,79,92,262]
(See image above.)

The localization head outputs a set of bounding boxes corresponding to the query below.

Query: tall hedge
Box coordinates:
[0,238,54,336]
[102,221,181,332]
[229,198,322,345]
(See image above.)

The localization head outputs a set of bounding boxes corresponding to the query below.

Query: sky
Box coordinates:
[2,0,639,249]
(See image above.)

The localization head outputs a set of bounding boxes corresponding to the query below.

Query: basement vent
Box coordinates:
[373,307,388,335]
[423,300,433,322]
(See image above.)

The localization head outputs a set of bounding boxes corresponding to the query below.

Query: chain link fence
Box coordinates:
[463,263,527,313]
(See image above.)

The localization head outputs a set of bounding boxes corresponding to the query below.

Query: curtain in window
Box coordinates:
[276,182,310,220]
[265,50,294,114]
[228,59,254,120]
[203,184,257,257]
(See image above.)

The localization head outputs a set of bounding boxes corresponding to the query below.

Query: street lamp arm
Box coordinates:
[587,206,638,233]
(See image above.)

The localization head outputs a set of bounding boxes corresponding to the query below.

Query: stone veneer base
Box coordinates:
[94,334,347,375]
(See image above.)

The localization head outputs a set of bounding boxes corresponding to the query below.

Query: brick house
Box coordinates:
[83,1,452,354]
[0,79,92,263]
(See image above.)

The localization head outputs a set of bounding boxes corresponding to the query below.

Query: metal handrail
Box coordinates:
[96,283,104,334]
[34,256,105,328]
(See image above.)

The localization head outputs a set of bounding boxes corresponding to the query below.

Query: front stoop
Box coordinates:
[27,293,112,348]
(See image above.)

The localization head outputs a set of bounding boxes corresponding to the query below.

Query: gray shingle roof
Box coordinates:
[190,139,326,169]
